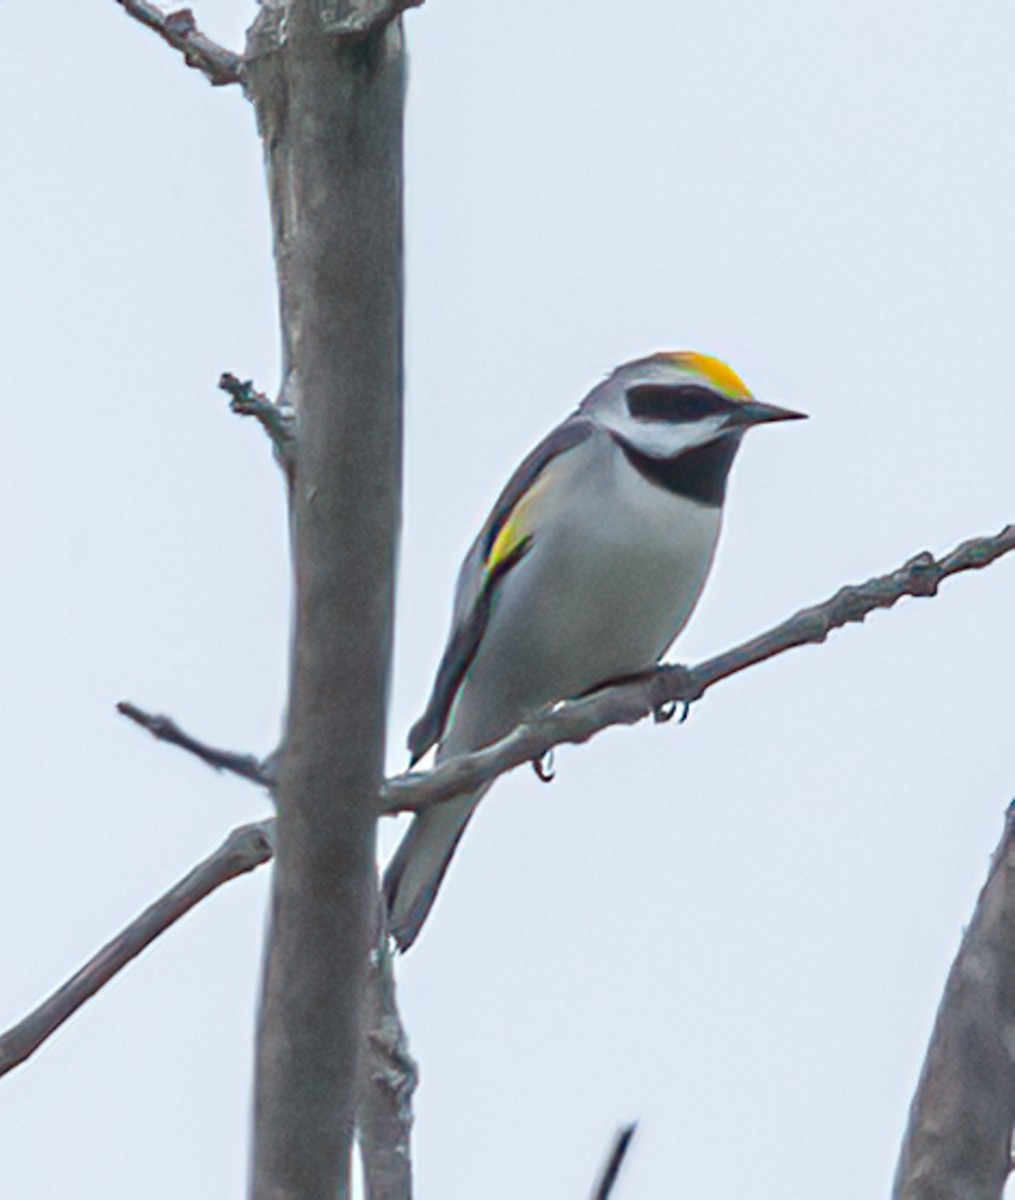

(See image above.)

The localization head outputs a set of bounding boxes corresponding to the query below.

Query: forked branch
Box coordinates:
[115,2,243,86]
[27,523,1010,1081]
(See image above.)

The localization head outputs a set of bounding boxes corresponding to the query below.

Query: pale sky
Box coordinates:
[1,3,1014,1197]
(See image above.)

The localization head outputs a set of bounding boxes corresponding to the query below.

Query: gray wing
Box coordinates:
[407,415,595,763]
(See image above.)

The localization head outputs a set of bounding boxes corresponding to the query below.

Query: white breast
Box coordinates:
[442,432,722,755]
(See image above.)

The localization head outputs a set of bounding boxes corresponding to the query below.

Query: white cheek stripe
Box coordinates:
[603,410,729,458]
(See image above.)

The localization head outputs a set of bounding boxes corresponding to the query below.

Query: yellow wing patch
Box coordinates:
[485,468,552,575]
[669,352,752,401]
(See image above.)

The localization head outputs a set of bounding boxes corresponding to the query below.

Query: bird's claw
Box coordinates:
[651,664,696,724]
[532,749,556,783]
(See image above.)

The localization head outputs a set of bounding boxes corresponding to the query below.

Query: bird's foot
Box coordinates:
[531,748,556,783]
[650,664,696,724]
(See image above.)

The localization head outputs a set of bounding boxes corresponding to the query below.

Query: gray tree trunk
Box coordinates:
[244,5,405,1196]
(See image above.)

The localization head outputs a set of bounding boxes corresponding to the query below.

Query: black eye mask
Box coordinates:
[625,383,734,424]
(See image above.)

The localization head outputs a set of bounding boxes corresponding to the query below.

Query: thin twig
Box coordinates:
[0,821,274,1078]
[117,700,273,787]
[219,373,296,470]
[114,2,243,87]
[591,1124,638,1200]
[381,524,1015,815]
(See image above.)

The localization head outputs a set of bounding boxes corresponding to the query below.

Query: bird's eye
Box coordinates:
[626,384,729,423]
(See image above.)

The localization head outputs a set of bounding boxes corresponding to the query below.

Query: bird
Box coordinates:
[385,351,805,950]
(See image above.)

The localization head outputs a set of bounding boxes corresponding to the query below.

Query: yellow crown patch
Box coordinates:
[669,352,752,400]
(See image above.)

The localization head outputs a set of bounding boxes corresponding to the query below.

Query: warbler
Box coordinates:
[386,352,805,950]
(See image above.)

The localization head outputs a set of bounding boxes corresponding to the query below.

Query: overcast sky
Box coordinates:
[1,2,1014,1197]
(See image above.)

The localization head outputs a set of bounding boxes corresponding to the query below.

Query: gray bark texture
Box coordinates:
[243,3,405,1196]
[894,803,1015,1200]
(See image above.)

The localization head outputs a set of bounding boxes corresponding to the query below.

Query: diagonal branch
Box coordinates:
[115,1,243,87]
[0,820,274,1079]
[0,818,418,1189]
[590,1123,638,1200]
[117,700,274,787]
[893,800,1015,1199]
[381,524,1015,816]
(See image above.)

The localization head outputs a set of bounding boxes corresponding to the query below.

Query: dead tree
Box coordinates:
[1,4,1013,1198]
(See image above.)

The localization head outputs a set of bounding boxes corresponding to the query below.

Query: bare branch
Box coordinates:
[0,821,274,1078]
[357,895,417,1200]
[219,372,297,473]
[117,700,273,788]
[381,524,1015,815]
[114,2,243,87]
[7,525,1009,1120]
[893,800,1015,1199]
[591,1123,638,1200]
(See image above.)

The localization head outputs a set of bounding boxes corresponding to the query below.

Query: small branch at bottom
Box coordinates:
[0,820,275,1078]
[114,2,243,86]
[591,1123,638,1200]
[117,701,273,788]
[357,893,418,1199]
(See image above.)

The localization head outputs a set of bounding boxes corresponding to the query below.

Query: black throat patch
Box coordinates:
[613,433,740,506]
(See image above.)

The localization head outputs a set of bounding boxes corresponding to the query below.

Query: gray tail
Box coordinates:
[383,793,481,952]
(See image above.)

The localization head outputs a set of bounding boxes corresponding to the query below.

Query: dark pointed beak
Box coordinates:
[728,399,808,427]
